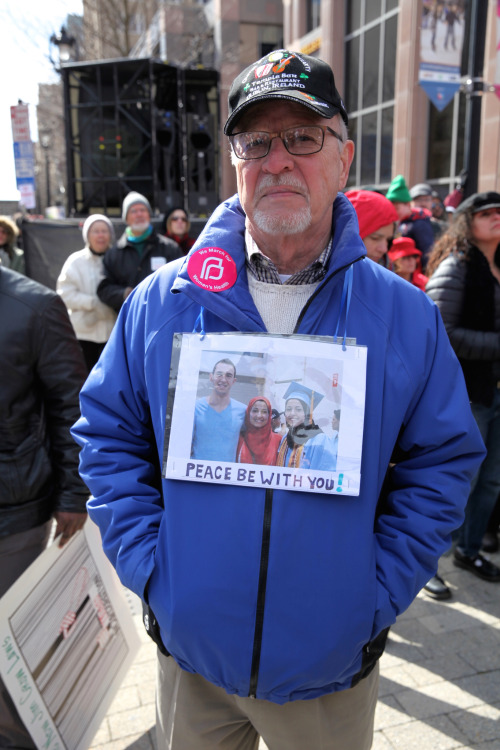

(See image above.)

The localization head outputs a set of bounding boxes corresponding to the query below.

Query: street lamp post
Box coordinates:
[49,26,77,70]
[40,133,51,209]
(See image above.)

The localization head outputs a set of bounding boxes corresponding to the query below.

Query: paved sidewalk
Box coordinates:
[89,548,500,750]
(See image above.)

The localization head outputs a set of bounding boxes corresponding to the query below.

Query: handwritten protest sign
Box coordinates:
[0,520,140,750]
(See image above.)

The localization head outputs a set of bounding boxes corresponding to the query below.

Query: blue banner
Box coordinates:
[419,1,467,110]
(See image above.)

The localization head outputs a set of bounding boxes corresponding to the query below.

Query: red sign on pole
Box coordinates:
[10,104,31,142]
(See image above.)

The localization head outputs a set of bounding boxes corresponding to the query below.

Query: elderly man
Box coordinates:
[97,191,182,311]
[409,182,434,212]
[73,51,484,750]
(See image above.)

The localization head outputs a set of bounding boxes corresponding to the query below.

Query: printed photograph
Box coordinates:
[163,333,366,495]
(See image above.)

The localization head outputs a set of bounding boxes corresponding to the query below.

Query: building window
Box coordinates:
[426,91,466,196]
[344,1,398,188]
[259,25,283,59]
[306,0,321,33]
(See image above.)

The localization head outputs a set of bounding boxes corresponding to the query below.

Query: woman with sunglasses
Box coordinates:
[163,207,195,255]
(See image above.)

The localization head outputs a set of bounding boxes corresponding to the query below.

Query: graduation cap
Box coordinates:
[283,382,324,412]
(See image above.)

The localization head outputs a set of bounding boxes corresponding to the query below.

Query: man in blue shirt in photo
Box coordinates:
[191,358,246,461]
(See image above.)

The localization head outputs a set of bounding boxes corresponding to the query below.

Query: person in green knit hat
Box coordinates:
[386,174,436,271]
[385,174,412,221]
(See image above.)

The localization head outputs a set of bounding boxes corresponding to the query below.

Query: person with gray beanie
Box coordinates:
[97,191,182,312]
[57,214,117,372]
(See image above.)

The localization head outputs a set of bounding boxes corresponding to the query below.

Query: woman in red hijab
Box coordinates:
[236,397,281,465]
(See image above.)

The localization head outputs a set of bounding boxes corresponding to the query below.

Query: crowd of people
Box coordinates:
[1,46,499,750]
[344,179,500,599]
[346,174,452,278]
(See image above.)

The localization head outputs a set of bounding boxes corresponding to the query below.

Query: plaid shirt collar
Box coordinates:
[245,228,333,286]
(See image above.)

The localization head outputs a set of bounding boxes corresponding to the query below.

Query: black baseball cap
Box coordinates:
[271,409,280,420]
[455,191,500,215]
[224,49,348,135]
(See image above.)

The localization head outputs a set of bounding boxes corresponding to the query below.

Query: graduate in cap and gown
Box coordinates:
[277,382,339,471]
[276,383,322,468]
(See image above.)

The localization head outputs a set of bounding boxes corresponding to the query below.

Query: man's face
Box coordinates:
[209,363,236,396]
[412,195,433,212]
[233,101,353,243]
[392,201,412,221]
[126,203,150,233]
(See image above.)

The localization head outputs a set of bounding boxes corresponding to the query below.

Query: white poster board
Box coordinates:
[163,332,367,495]
[0,520,141,750]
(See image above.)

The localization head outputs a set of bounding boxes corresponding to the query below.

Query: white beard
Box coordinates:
[253,206,312,235]
[130,221,150,234]
[252,175,311,235]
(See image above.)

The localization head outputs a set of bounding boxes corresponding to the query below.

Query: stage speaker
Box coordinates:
[156,109,182,211]
[186,113,217,216]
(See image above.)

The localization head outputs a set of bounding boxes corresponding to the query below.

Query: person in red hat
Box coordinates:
[345,190,399,266]
[388,237,429,291]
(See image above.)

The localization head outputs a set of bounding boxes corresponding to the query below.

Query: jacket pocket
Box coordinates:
[0,432,52,506]
[350,626,390,688]
[142,600,170,657]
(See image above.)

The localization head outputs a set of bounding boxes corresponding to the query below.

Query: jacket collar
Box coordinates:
[172,192,366,329]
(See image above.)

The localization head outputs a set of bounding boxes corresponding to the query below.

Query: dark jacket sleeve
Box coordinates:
[426,255,500,361]
[97,247,129,313]
[36,293,89,513]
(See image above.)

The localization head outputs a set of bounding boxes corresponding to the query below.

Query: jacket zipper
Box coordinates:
[248,487,274,698]
[247,258,364,698]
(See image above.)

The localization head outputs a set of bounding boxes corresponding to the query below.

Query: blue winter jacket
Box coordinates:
[72,193,484,704]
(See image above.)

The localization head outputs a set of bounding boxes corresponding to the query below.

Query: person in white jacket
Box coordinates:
[57,214,117,372]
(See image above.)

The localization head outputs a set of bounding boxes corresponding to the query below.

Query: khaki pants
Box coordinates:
[156,651,379,750]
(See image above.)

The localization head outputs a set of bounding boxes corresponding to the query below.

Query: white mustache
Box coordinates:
[255,175,306,201]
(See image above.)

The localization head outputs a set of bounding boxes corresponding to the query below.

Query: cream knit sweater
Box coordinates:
[247,274,317,335]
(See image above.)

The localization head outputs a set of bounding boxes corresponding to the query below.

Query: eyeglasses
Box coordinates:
[229,125,344,161]
[171,215,187,222]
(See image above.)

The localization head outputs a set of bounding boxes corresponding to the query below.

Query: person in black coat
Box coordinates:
[97,192,182,312]
[426,192,500,583]
[0,265,89,748]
